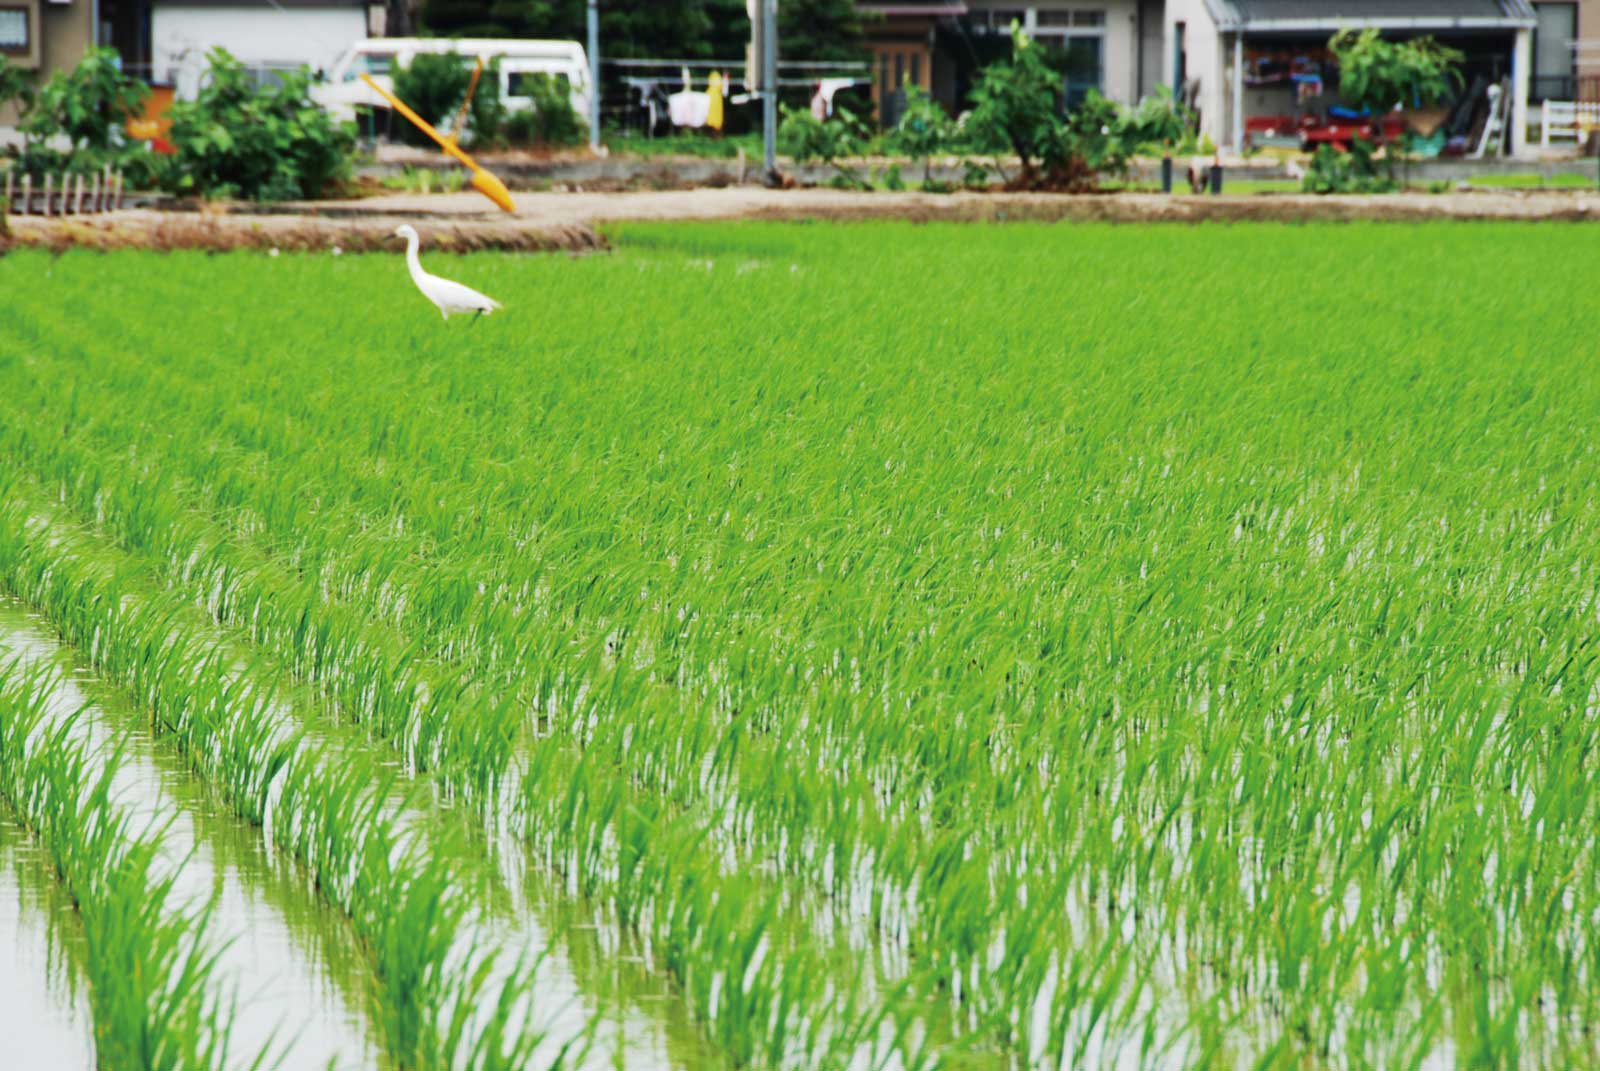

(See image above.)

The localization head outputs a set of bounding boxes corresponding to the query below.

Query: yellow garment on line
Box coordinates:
[707,70,724,131]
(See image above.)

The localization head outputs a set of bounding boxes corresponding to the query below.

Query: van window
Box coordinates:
[507,70,570,98]
[345,52,394,81]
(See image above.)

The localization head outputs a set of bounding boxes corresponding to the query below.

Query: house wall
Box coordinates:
[1581,0,1600,84]
[151,5,364,85]
[1164,0,1227,144]
[0,0,94,125]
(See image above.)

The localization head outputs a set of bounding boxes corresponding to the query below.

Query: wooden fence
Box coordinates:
[2,168,126,217]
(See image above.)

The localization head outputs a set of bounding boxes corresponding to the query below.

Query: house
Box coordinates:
[859,1,1168,123]
[859,0,1584,157]
[97,0,375,92]
[0,0,95,124]
[1167,1,1539,154]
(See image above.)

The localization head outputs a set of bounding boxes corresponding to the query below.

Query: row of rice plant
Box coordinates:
[0,497,574,1071]
[0,660,247,1070]
[3,222,1600,1067]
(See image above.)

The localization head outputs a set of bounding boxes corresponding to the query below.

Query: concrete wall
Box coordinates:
[151,6,365,85]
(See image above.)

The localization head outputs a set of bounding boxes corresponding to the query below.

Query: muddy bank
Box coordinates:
[1,210,606,254]
[6,186,1599,253]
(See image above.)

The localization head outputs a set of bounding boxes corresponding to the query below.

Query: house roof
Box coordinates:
[1212,0,1534,30]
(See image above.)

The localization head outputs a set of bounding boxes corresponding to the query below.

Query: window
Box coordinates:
[345,52,395,81]
[1533,2,1577,101]
[987,9,1026,31]
[911,54,921,87]
[1064,36,1103,107]
[0,7,28,54]
[1037,8,1105,28]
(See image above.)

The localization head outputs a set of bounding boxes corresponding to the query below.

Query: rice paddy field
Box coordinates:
[0,220,1598,1071]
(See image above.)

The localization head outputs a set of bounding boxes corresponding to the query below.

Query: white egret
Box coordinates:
[393,224,502,320]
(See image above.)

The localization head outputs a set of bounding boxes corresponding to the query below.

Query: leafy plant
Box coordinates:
[1300,141,1397,194]
[0,55,34,116]
[1330,28,1463,114]
[1127,85,1193,153]
[159,48,353,201]
[888,84,956,184]
[19,47,147,156]
[778,103,870,187]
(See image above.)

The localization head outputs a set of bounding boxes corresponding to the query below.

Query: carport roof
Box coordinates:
[1209,0,1534,30]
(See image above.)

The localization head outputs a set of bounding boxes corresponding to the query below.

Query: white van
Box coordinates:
[312,38,591,129]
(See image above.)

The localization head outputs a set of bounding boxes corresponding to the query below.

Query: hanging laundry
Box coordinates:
[707,70,725,132]
[669,90,711,128]
[812,78,857,119]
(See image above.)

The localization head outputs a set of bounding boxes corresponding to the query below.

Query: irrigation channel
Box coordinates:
[0,588,730,1071]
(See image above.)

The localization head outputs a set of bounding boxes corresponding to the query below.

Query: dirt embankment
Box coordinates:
[1,210,606,254]
[6,186,1600,253]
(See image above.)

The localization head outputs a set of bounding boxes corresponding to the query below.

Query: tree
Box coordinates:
[420,0,576,38]
[421,0,751,61]
[781,0,868,63]
[964,25,1060,184]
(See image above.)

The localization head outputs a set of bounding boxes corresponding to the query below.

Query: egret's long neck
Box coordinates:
[404,234,426,281]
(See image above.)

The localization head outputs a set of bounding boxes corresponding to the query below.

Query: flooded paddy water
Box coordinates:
[0,810,96,1069]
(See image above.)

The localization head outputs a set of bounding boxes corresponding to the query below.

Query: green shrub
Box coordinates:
[1301,142,1397,194]
[160,49,354,201]
[1126,86,1193,154]
[778,104,869,187]
[502,73,584,148]
[888,85,955,184]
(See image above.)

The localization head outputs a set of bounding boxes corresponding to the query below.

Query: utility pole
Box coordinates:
[762,0,779,185]
[587,0,601,153]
